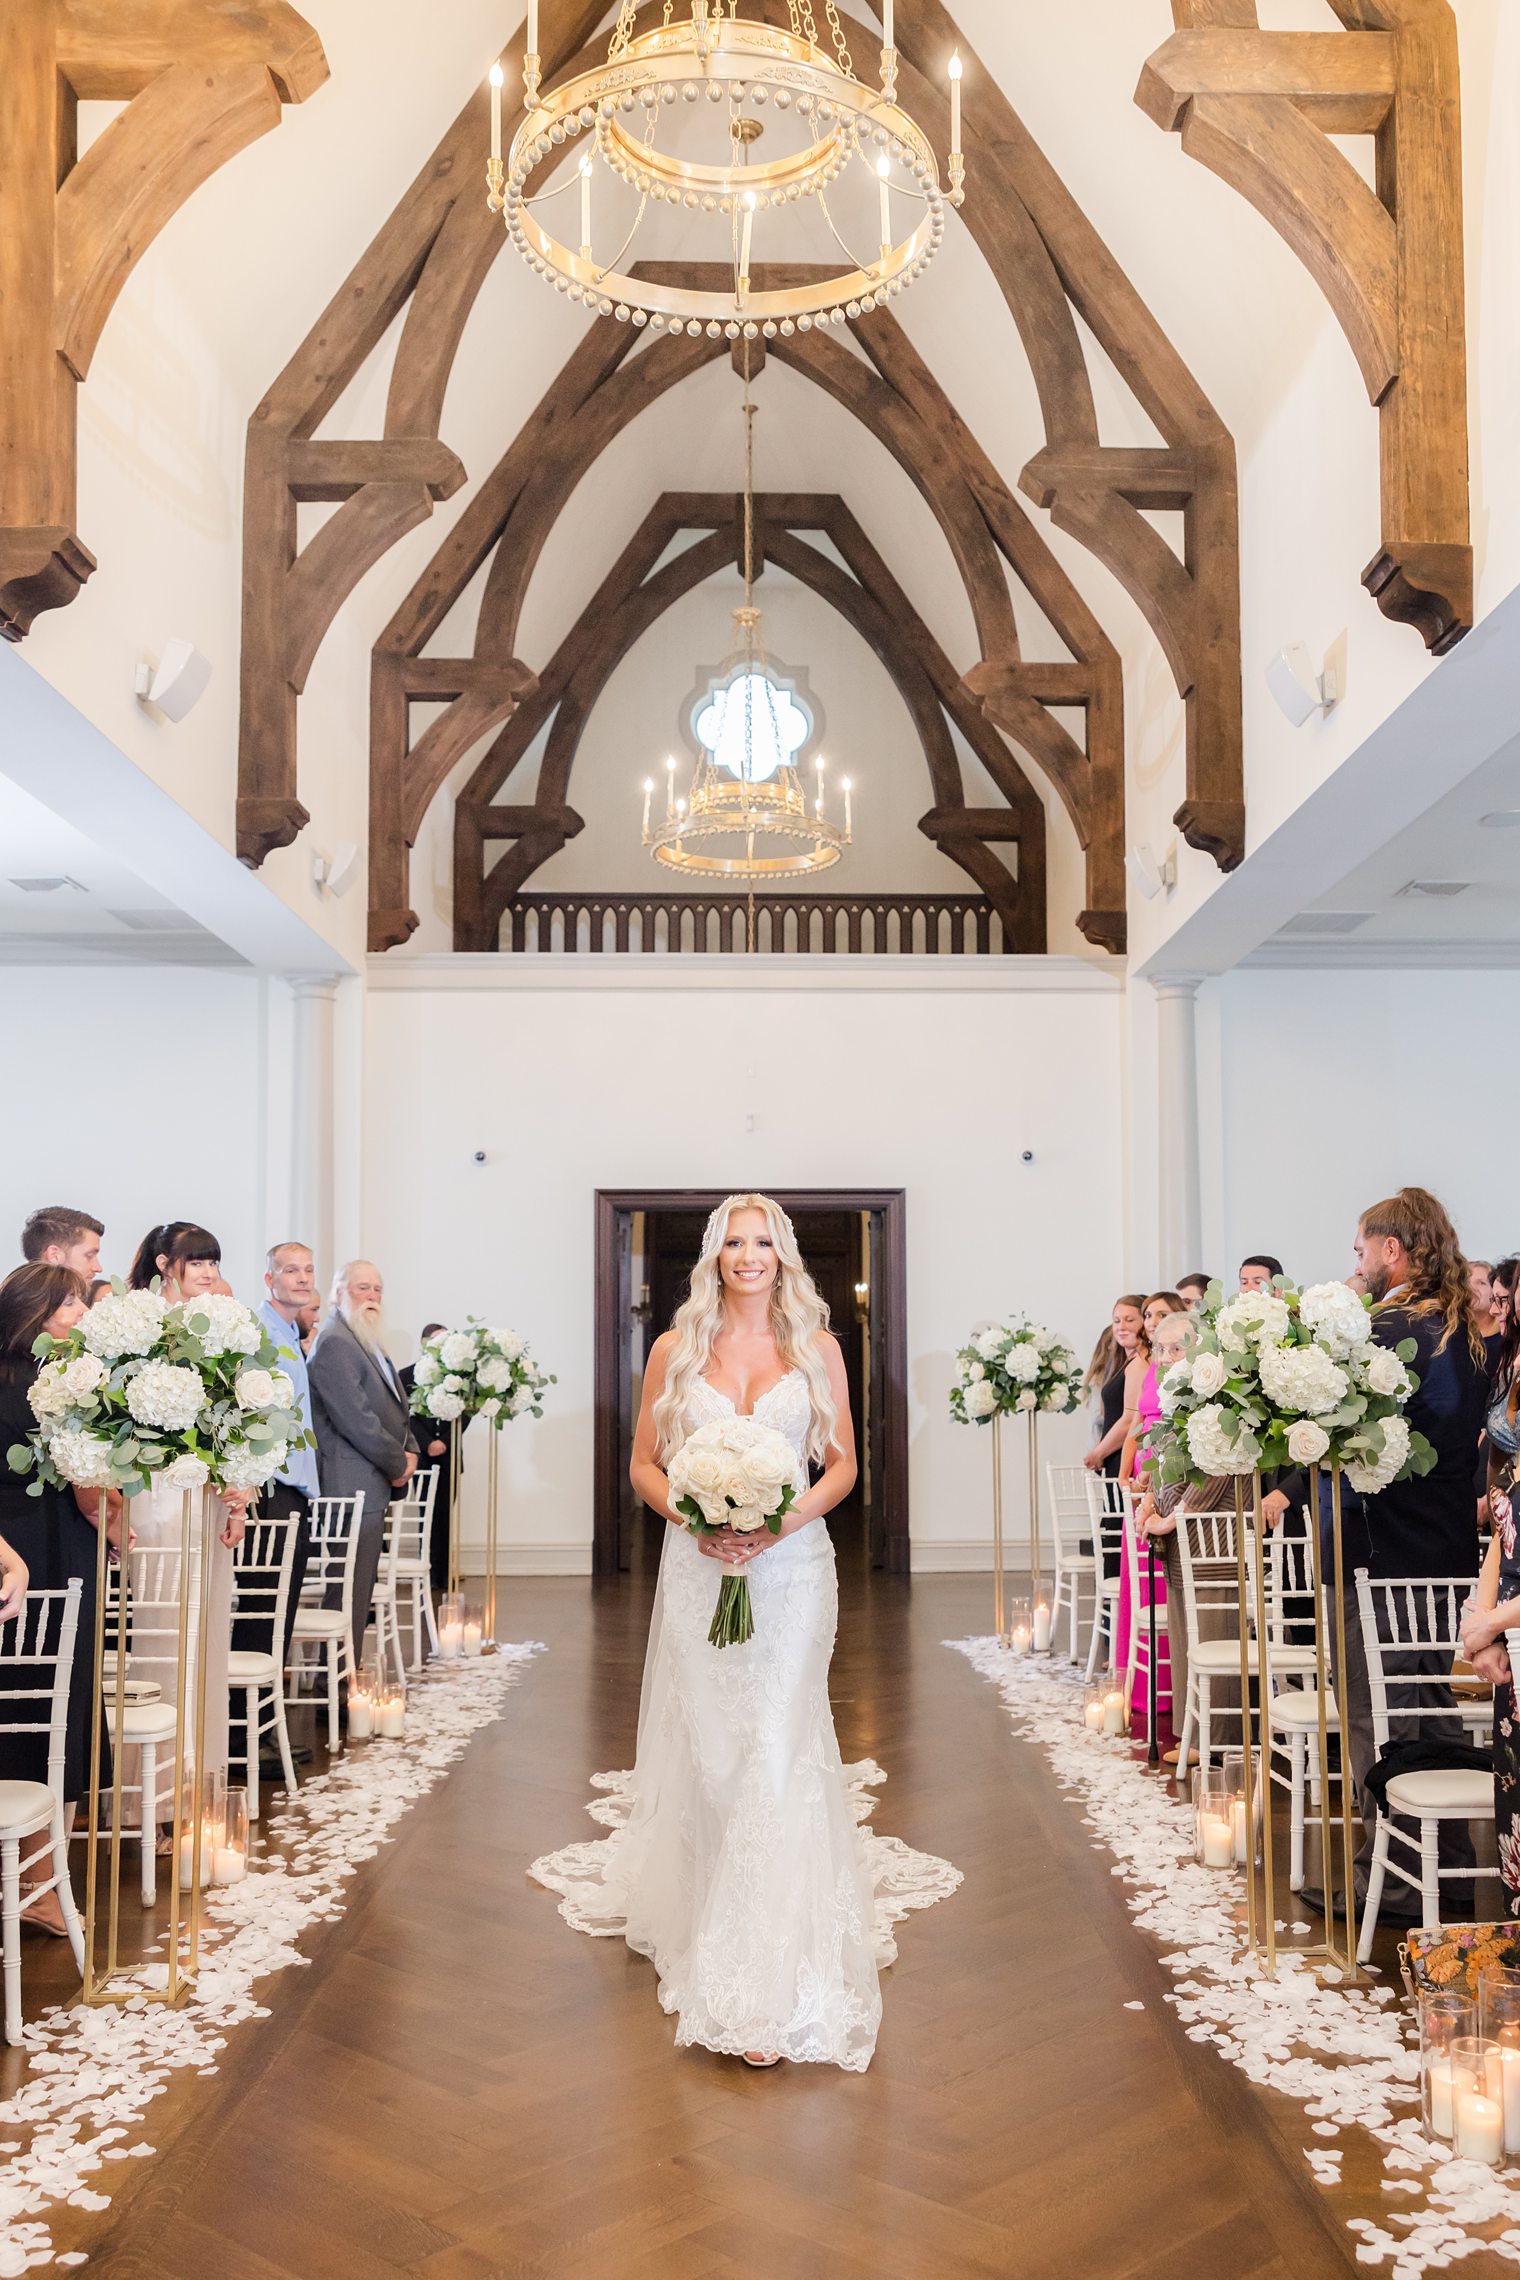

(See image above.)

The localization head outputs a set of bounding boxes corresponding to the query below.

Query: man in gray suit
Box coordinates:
[307,1260,417,1663]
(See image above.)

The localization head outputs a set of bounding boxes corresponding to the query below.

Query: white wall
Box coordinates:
[1197,966,1520,1282]
[0,967,295,1298]
[360,959,1125,1569]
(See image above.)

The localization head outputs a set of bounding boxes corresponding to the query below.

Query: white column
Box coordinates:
[290,976,339,1280]
[1153,976,1202,1281]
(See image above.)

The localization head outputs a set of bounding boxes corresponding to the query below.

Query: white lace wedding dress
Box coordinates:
[529,1370,961,2070]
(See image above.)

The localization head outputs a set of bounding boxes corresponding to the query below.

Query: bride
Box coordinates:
[530,1193,959,2072]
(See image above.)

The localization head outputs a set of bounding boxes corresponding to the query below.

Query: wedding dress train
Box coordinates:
[529,1370,961,2070]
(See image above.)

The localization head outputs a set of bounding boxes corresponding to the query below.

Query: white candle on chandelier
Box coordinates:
[739,190,756,289]
[489,63,503,162]
[877,153,891,254]
[579,151,593,257]
[842,776,853,836]
[642,778,653,836]
[815,756,825,816]
[527,0,539,60]
[883,0,894,49]
[949,51,963,152]
[666,754,677,820]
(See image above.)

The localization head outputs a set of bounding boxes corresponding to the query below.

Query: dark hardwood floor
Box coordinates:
[24,1559,1387,2278]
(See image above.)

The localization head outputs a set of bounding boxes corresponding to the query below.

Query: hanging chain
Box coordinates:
[609,1,640,60]
[741,346,757,609]
[823,0,853,76]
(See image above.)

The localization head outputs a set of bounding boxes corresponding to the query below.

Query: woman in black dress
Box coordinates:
[0,1263,109,1934]
[1084,1295,1147,1479]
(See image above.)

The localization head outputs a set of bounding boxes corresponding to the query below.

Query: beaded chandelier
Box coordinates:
[485,0,967,340]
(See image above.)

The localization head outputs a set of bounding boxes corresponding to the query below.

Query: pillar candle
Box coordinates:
[1231,1798,1249,1864]
[1427,2059,1457,2140]
[213,1847,247,1887]
[1009,1625,1030,1659]
[739,193,755,285]
[1200,1814,1233,1869]
[1490,2045,1520,2154]
[178,1827,213,1892]
[1455,2089,1503,2165]
[528,0,539,58]
[949,52,962,151]
[1033,1604,1052,1654]
[348,1696,373,1739]
[580,154,593,254]
[1102,1691,1125,1736]
[440,1621,463,1661]
[464,1620,484,1658]
[379,1698,406,1738]
[1083,1701,1105,1732]
[883,0,893,48]
[489,63,503,161]
[877,155,891,252]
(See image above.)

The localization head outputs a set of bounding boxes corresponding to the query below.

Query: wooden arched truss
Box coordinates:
[450,490,1048,954]
[238,0,1248,940]
[1138,0,1471,653]
[370,296,1114,954]
[0,1,327,641]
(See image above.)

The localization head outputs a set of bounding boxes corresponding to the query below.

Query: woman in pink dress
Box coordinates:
[1114,1293,1186,1744]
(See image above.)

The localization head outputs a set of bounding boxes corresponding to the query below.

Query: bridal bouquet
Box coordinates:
[7,1283,311,1499]
[949,1314,1082,1425]
[668,1416,799,1649]
[1145,1277,1435,1494]
[411,1319,554,1428]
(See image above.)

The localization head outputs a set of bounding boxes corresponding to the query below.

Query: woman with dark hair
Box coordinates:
[126,1224,246,1806]
[0,1262,106,1933]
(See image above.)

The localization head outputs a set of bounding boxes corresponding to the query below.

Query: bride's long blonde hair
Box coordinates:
[653,1193,839,1467]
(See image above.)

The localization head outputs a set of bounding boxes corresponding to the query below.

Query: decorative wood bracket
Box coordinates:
[1137,0,1471,653]
[0,1,326,642]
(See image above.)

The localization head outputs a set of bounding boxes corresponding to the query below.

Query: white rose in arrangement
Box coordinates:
[61,1354,106,1399]
[440,1332,477,1371]
[80,1288,165,1362]
[28,1367,74,1425]
[234,1368,277,1412]
[479,1397,502,1419]
[476,1358,513,1393]
[1364,1347,1411,1399]
[440,1375,465,1395]
[1257,1341,1348,1417]
[1040,1389,1067,1412]
[1216,1292,1291,1350]
[1159,1358,1192,1414]
[1299,1282,1374,1357]
[1185,1402,1257,1477]
[727,1504,768,1535]
[669,1442,733,1527]
[429,1390,466,1422]
[46,1428,116,1489]
[267,1371,296,1408]
[736,1438,795,1504]
[1188,1351,1227,1399]
[1286,1419,1331,1466]
[1017,1388,1038,1411]
[126,1361,206,1434]
[1004,1345,1040,1386]
[963,1379,998,1421]
[178,1295,260,1356]
[221,1442,286,1491]
[160,1452,212,1492]
[967,1362,985,1382]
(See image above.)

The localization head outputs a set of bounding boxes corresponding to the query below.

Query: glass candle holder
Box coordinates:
[1419,1989,1479,2143]
[177,1772,223,1893]
[1194,1766,1235,1871]
[1221,1748,1264,1868]
[378,1685,406,1739]
[1082,1683,1109,1734]
[214,1789,249,1885]
[347,1672,375,1740]
[1479,1973,1520,2156]
[463,1604,485,1659]
[1031,1598,1053,1655]
[1102,1679,1127,1736]
[438,1592,466,1662]
[1450,2036,1505,2165]
[1007,1597,1032,1659]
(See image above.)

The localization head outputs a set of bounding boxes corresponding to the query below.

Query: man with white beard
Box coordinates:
[308,1261,417,1664]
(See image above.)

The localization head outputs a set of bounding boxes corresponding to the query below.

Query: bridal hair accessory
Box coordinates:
[668,1415,799,1647]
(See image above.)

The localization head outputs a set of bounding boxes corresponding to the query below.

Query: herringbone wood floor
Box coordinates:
[21,1561,1395,2278]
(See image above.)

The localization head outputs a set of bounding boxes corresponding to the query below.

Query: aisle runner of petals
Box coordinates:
[950,1636,1520,2278]
[0,1645,544,2275]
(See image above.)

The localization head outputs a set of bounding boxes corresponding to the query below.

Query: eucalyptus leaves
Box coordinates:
[7,1284,311,1499]
[410,1319,554,1428]
[1144,1278,1435,1495]
[949,1315,1082,1426]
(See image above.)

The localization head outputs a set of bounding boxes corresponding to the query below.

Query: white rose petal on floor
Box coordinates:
[949,1634,1520,2280]
[0,1645,543,2275]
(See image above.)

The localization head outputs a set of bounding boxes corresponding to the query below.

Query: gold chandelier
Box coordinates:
[486,1,967,337]
[641,363,853,880]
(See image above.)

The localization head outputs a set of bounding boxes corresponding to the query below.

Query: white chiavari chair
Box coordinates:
[1173,1506,1317,1771]
[287,1495,363,1750]
[100,1544,194,1908]
[0,1583,84,2040]
[388,1466,439,1672]
[228,1512,300,1817]
[366,1506,409,1696]
[1046,1465,1096,1665]
[1357,1573,1500,1961]
[1083,1474,1126,1681]
[1122,1485,1168,1743]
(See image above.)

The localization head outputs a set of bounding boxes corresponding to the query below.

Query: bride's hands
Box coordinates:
[698,1528,768,1567]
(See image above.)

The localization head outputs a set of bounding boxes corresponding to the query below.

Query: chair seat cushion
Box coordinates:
[392,1557,429,1577]
[228,1649,277,1683]
[293,1608,347,1639]
[1383,1768,1496,1815]
[1269,1687,1340,1731]
[104,1700,178,1742]
[0,1779,54,1832]
[1192,1638,1315,1675]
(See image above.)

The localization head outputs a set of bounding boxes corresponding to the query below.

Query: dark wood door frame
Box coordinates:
[594,1188,909,1581]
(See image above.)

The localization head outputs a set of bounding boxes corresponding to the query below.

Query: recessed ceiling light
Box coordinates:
[1480,810,1520,829]
[1398,879,1471,898]
[1277,912,1374,936]
[7,875,85,893]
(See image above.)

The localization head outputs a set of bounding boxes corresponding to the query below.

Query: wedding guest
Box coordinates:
[0,1263,109,1931]
[126,1225,247,1794]
[308,1262,417,1663]
[1118,1294,1186,1485]
[1084,1296,1147,1476]
[255,1243,321,1677]
[1493,1257,1519,1342]
[85,1279,109,1308]
[20,1208,103,1280]
[1115,1296,1185,1746]
[1239,1254,1285,1293]
[1134,1308,1236,1772]
[1313,1187,1490,1917]
[1177,1274,1211,1313]
[1470,1261,1501,1342]
[400,1322,455,1595]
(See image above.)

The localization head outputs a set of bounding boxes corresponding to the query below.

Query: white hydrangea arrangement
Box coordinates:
[949,1315,1081,1427]
[410,1318,554,1429]
[1146,1277,1435,1495]
[7,1284,310,1499]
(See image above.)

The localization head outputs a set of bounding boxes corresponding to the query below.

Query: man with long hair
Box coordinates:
[1308,1187,1490,1921]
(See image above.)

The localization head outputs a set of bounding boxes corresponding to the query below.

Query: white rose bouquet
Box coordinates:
[666,1415,800,1648]
[410,1319,554,1428]
[7,1283,311,1500]
[948,1315,1081,1426]
[1144,1276,1435,1496]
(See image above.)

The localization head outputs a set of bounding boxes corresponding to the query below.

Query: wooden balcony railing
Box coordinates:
[498,892,1010,956]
